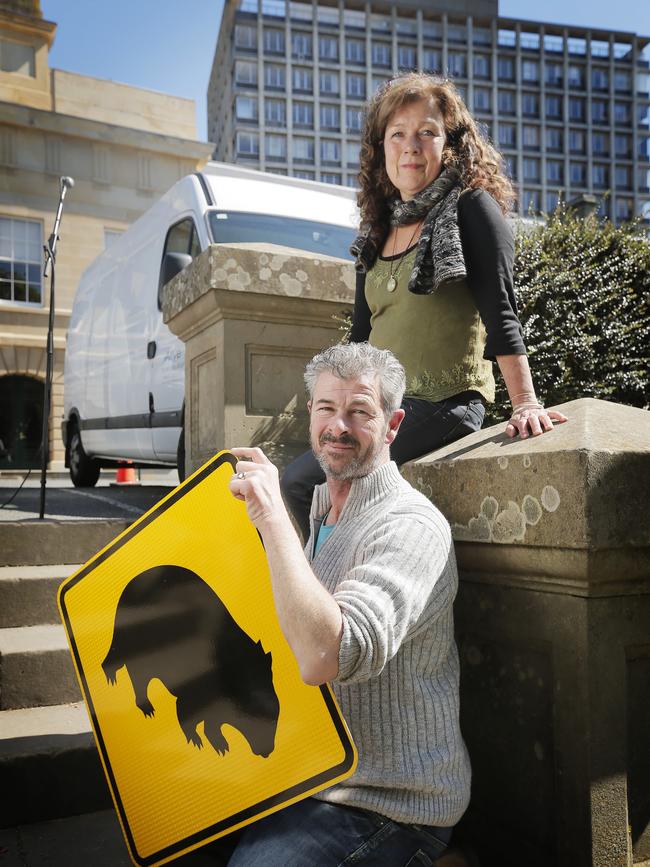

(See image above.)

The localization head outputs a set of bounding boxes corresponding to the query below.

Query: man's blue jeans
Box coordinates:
[200,797,452,866]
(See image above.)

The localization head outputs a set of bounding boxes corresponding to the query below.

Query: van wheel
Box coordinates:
[69,426,101,487]
[177,425,186,483]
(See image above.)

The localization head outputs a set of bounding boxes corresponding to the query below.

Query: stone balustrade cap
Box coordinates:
[402,398,649,551]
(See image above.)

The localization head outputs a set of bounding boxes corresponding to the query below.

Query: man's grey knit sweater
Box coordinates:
[309,461,471,827]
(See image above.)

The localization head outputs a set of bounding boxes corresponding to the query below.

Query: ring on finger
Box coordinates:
[237,471,246,480]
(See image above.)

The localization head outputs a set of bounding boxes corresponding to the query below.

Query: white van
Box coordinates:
[62,162,358,486]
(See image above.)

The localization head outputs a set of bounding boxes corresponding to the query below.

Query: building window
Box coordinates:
[546,191,560,213]
[615,134,632,158]
[474,88,491,113]
[592,164,609,188]
[293,102,313,127]
[523,158,540,181]
[346,142,360,166]
[0,38,35,76]
[264,29,285,55]
[615,166,631,188]
[448,24,466,43]
[547,161,564,183]
[614,71,632,93]
[265,134,287,160]
[473,55,491,79]
[320,71,339,95]
[504,155,517,180]
[615,198,633,221]
[236,95,258,122]
[569,98,586,122]
[294,170,315,180]
[569,130,586,154]
[498,90,515,115]
[614,102,631,126]
[346,39,365,65]
[522,93,539,117]
[0,217,42,305]
[569,162,586,185]
[448,52,467,78]
[235,60,257,86]
[523,125,540,150]
[423,48,441,73]
[522,189,540,213]
[346,73,365,100]
[321,173,342,185]
[499,124,516,148]
[522,60,539,83]
[546,128,563,152]
[497,57,514,81]
[568,65,585,89]
[398,45,416,70]
[592,100,608,124]
[265,99,286,127]
[320,105,340,131]
[321,140,341,164]
[319,35,338,62]
[264,64,285,90]
[346,107,363,133]
[293,137,314,162]
[292,67,313,93]
[592,132,608,156]
[234,25,256,51]
[545,63,563,87]
[372,42,391,68]
[545,95,562,120]
[591,68,609,91]
[236,131,259,157]
[291,32,312,59]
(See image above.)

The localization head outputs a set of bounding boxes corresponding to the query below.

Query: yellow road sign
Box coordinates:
[58,451,356,867]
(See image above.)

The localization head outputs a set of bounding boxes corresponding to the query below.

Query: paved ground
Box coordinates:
[0,470,179,522]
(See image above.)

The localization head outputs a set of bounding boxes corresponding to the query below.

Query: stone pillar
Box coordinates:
[161,243,354,475]
[402,398,650,867]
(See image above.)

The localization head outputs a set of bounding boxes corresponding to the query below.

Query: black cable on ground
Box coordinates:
[0,467,33,509]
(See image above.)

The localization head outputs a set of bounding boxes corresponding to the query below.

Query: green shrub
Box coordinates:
[485,207,650,425]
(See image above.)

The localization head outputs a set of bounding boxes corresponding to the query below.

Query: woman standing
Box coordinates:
[282,72,567,537]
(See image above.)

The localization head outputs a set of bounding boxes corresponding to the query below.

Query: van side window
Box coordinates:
[158,218,201,308]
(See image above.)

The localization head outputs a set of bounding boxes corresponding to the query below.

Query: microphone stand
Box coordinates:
[39,177,73,520]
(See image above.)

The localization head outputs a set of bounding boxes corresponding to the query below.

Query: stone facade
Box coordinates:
[0,0,213,471]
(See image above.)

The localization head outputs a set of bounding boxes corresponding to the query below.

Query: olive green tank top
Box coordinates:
[366,246,495,403]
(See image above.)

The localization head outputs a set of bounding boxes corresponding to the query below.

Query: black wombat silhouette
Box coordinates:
[102,565,280,758]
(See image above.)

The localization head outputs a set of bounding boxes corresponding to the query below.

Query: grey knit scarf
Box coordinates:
[350,169,467,295]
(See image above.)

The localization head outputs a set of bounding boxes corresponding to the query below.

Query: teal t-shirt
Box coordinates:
[315,520,336,555]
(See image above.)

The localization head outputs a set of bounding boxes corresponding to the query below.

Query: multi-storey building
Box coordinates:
[209,0,650,225]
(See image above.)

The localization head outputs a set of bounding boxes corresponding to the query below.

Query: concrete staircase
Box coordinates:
[0,521,128,828]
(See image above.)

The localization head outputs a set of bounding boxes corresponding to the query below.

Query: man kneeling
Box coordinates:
[224,342,470,865]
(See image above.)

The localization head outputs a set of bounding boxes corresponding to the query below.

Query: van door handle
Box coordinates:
[147,340,156,359]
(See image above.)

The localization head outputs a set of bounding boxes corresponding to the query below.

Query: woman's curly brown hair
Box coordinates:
[357,72,516,237]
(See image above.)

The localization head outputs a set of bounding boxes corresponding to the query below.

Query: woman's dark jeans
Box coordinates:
[281,391,486,540]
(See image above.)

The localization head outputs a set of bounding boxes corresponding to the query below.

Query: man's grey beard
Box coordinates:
[313,441,383,481]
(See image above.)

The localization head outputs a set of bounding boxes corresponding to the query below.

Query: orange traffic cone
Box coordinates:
[113,461,138,485]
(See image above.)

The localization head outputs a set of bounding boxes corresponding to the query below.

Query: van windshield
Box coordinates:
[207,211,356,260]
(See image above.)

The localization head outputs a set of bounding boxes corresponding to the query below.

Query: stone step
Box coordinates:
[0,624,81,710]
[0,564,81,628]
[0,702,111,828]
[0,519,130,567]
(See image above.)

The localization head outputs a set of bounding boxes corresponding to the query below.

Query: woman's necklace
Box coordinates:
[386,221,423,293]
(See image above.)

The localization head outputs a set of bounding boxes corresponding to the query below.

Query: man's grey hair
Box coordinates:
[304,342,406,417]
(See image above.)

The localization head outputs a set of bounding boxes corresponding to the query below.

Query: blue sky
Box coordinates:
[42,0,650,142]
